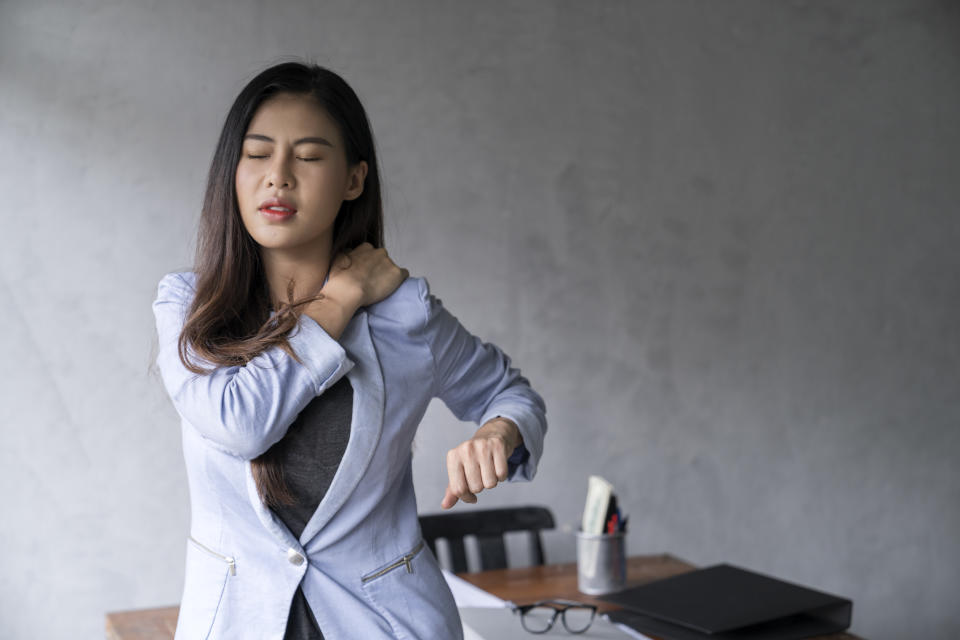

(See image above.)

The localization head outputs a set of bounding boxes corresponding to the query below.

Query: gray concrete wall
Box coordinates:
[1,1,957,638]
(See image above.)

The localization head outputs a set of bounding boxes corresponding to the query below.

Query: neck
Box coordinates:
[259,241,333,309]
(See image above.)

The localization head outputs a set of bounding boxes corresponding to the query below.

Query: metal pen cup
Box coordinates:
[576,530,626,595]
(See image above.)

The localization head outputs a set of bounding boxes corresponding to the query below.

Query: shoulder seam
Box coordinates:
[417,277,440,399]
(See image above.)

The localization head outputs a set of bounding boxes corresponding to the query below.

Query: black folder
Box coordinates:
[601,564,852,640]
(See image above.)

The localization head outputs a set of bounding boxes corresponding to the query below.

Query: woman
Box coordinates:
[152,61,547,639]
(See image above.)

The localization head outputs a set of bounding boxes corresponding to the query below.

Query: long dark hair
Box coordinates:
[178,60,383,508]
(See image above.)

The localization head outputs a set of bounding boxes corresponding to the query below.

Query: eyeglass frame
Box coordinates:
[508,599,599,634]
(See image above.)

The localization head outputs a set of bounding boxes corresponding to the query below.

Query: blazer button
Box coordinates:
[287,548,305,566]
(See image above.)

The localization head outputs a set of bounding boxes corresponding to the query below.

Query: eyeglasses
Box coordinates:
[509,599,598,634]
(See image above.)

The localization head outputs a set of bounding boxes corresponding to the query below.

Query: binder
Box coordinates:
[601,563,852,640]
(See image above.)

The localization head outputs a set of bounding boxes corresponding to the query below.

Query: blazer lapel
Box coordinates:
[297,308,384,545]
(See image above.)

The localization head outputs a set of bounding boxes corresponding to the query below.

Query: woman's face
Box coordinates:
[235,92,367,257]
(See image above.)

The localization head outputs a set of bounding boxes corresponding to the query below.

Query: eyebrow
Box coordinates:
[243,134,334,147]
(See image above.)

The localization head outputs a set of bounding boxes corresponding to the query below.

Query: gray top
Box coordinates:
[267,376,353,640]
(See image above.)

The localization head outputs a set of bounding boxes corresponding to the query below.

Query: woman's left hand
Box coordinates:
[441,417,523,509]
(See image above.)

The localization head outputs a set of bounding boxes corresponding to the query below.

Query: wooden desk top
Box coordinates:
[458,553,695,614]
[105,554,862,639]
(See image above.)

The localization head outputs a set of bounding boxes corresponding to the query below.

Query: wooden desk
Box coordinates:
[105,554,861,639]
[458,554,863,640]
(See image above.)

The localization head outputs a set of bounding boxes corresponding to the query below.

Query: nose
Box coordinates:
[266,153,295,189]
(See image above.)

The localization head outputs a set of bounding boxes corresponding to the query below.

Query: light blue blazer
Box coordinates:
[152,271,548,640]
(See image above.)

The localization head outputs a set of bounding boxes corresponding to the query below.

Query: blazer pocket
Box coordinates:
[360,540,424,584]
[360,540,462,640]
[177,536,235,640]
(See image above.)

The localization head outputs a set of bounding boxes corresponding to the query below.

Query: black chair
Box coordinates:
[418,505,555,573]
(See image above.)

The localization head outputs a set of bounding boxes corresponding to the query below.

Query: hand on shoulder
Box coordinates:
[322,242,409,309]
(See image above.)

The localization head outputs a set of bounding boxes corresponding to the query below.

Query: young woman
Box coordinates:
[151,61,547,639]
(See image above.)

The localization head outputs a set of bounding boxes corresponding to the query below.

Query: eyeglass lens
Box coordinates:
[561,606,595,633]
[521,606,558,633]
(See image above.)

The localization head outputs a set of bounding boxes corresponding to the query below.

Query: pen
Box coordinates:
[607,513,619,534]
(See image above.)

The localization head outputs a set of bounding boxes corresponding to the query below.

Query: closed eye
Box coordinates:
[245,154,320,161]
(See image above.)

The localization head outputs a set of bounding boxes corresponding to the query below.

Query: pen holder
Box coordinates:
[576,530,626,595]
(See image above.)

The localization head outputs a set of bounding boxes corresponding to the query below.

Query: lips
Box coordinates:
[261,208,294,221]
[258,197,297,215]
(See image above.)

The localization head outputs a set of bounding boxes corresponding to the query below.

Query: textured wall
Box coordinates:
[1,1,957,638]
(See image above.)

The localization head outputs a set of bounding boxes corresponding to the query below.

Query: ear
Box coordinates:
[343,160,368,201]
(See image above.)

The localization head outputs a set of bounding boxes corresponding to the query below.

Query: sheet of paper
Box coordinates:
[604,615,656,640]
[442,569,510,608]
[460,607,641,638]
[462,623,485,640]
[442,566,652,639]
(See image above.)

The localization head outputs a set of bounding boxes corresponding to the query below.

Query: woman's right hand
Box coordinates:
[322,242,409,310]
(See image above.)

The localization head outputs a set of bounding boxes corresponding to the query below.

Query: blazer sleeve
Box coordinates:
[415,277,547,481]
[152,272,355,460]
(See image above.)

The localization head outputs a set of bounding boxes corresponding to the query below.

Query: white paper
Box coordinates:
[460,607,641,639]
[443,567,650,639]
[462,620,485,640]
[604,615,656,640]
[442,569,510,608]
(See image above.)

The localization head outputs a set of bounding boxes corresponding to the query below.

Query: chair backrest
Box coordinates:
[418,505,555,573]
